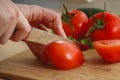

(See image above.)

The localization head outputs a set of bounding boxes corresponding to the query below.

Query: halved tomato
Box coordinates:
[93,40,120,63]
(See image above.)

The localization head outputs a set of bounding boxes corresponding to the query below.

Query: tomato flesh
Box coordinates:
[94,40,120,63]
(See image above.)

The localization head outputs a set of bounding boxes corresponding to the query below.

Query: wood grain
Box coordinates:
[0,49,120,80]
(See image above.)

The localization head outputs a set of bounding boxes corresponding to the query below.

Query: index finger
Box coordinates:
[51,13,67,38]
[41,8,67,38]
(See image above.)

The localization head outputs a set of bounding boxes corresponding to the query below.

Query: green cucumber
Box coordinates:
[77,8,104,18]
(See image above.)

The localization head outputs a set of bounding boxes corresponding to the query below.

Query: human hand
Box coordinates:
[0,0,31,44]
[17,4,66,38]
[0,0,66,44]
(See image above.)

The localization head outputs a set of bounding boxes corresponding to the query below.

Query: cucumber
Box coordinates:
[77,8,104,18]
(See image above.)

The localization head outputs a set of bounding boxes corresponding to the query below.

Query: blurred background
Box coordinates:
[12,0,120,13]
[0,0,120,61]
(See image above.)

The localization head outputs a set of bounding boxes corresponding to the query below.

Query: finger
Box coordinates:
[0,20,17,44]
[50,15,67,38]
[30,22,48,31]
[52,23,67,38]
[40,9,66,38]
[0,22,9,40]
[41,13,67,38]
[17,5,66,38]
[0,21,9,38]
[10,14,31,41]
[38,24,49,31]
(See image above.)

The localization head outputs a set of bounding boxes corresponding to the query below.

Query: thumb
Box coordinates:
[11,13,31,41]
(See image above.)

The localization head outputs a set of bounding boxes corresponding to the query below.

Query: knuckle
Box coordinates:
[0,15,7,24]
[0,9,19,24]
[56,13,61,17]
[28,5,40,20]
[30,5,39,10]
[55,12,61,17]
[54,13,61,20]
[8,9,19,20]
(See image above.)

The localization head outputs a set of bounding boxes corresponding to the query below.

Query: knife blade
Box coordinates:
[25,28,69,45]
[25,28,71,58]
[24,28,90,51]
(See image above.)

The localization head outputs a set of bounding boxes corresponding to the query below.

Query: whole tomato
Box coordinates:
[62,10,88,39]
[86,12,120,41]
[45,41,84,70]
[94,40,120,63]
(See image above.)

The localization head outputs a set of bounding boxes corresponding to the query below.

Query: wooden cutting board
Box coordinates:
[0,49,120,80]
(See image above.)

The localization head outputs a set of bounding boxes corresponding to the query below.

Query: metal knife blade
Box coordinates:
[25,28,90,51]
[25,28,69,45]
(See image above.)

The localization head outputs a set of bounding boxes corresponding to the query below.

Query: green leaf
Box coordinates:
[80,38,94,49]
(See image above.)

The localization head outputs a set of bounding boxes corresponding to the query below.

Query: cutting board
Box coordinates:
[0,49,120,80]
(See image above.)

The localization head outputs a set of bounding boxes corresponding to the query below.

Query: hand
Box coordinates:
[17,4,66,38]
[0,0,66,44]
[0,0,31,44]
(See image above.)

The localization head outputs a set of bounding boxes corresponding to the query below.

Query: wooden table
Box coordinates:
[0,78,7,80]
[0,49,120,80]
[0,28,120,80]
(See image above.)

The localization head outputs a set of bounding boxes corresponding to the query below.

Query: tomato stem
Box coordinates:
[84,2,106,38]
[63,4,69,15]
[62,4,75,31]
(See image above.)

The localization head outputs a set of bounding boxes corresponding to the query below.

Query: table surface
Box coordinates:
[1,0,120,62]
[0,49,120,80]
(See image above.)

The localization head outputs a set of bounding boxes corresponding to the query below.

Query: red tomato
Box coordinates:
[86,12,120,41]
[62,10,88,39]
[46,41,84,70]
[94,40,120,63]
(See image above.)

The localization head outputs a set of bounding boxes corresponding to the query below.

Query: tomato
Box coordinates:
[86,12,120,41]
[26,40,84,70]
[46,41,84,70]
[62,10,88,39]
[94,40,120,63]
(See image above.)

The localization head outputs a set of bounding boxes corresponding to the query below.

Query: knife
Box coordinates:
[24,27,90,51]
[25,27,69,45]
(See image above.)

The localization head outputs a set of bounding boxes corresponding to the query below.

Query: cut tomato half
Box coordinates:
[93,40,120,63]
